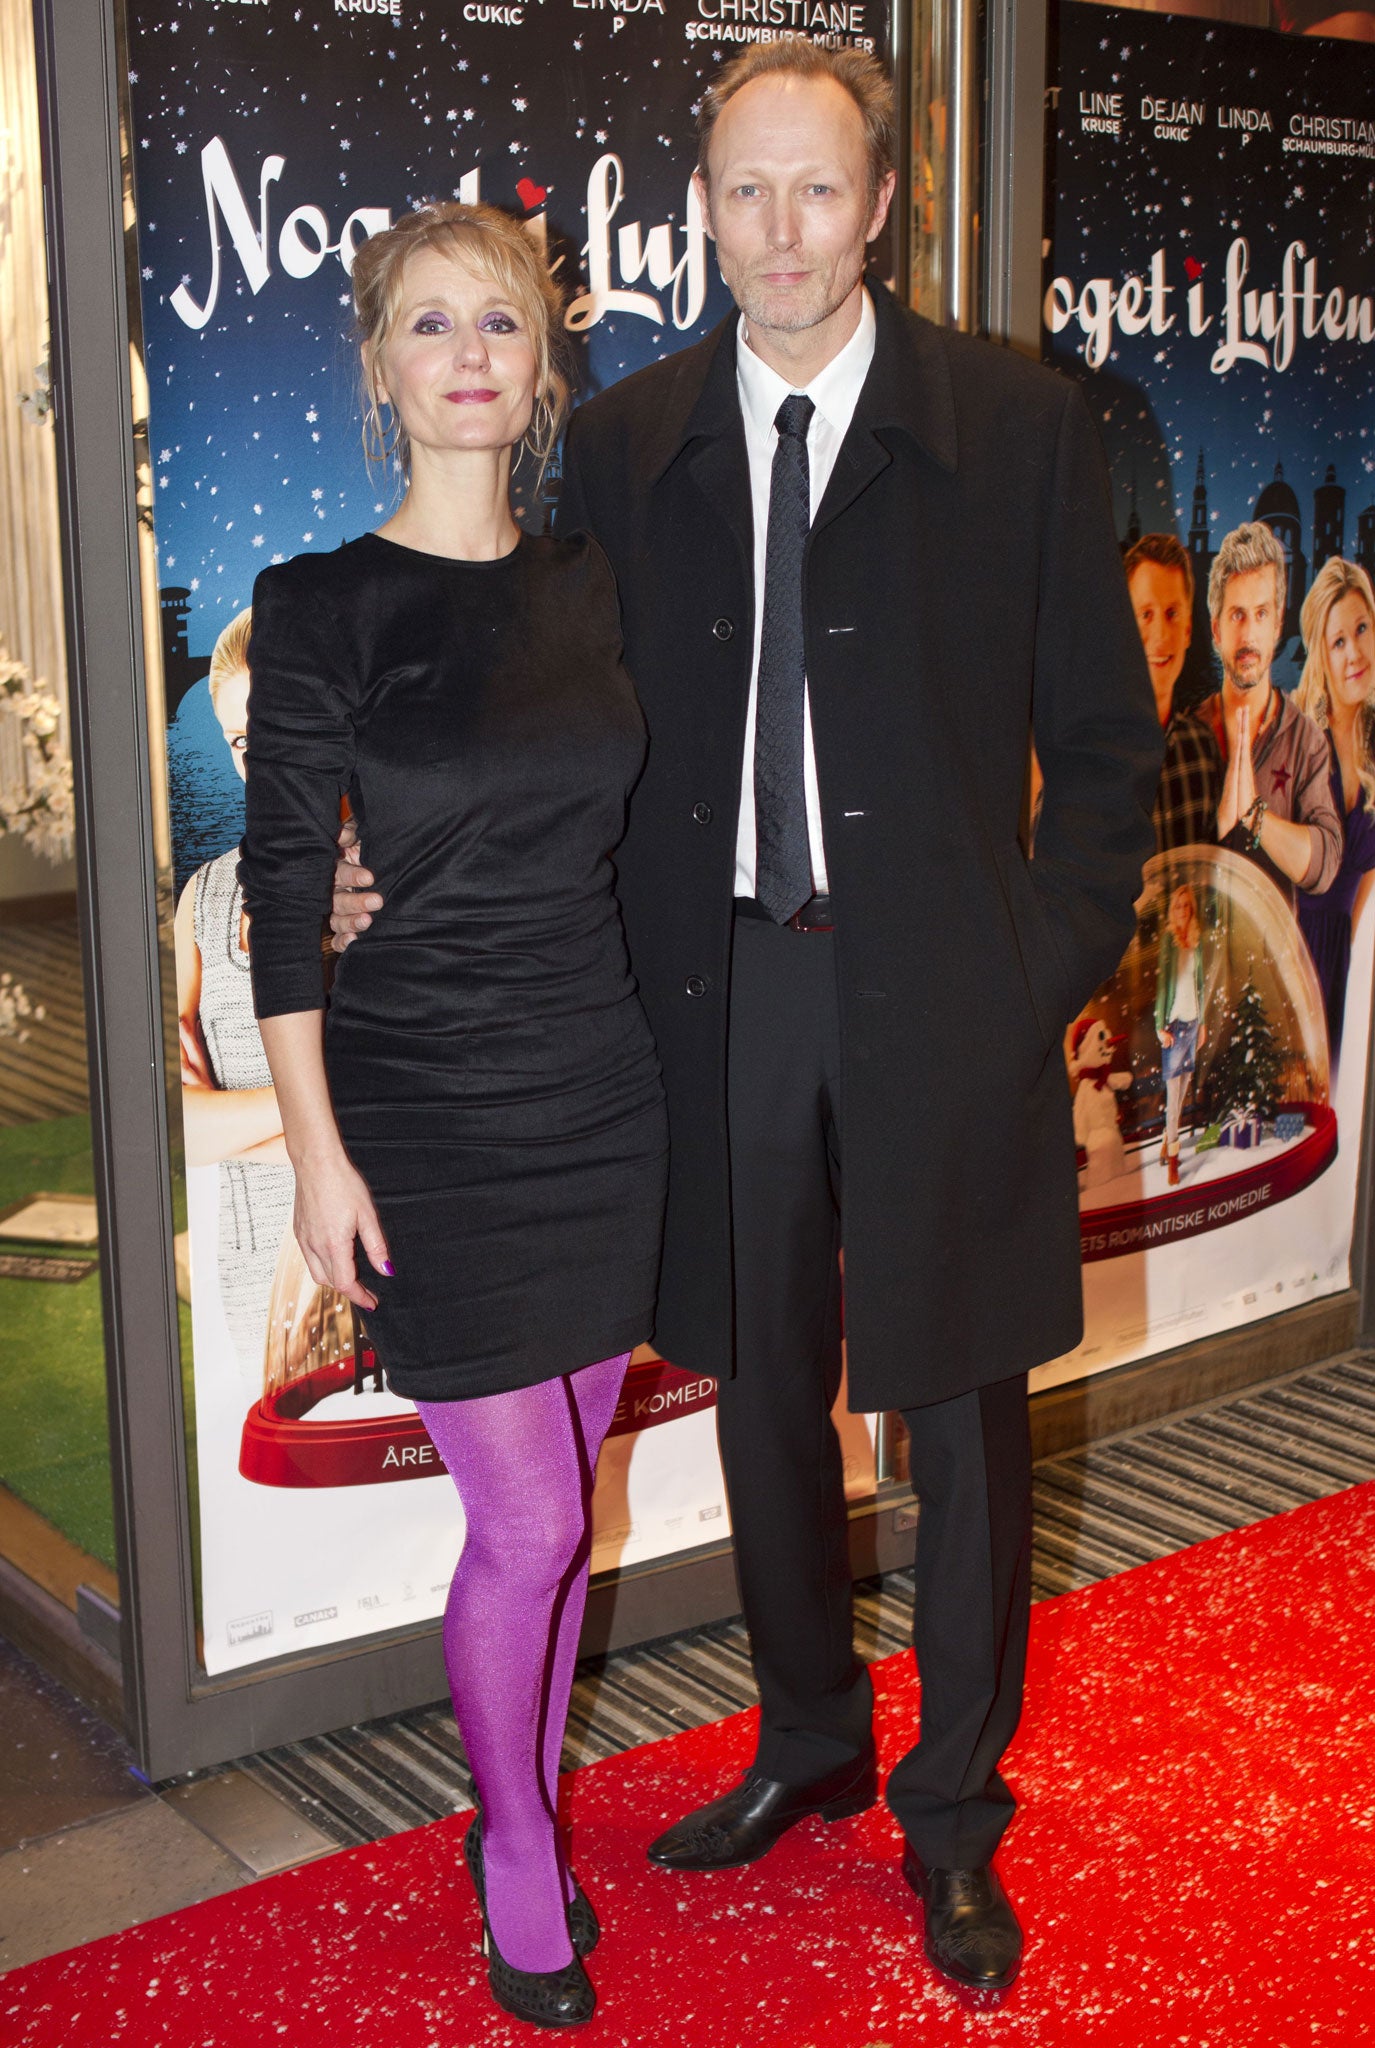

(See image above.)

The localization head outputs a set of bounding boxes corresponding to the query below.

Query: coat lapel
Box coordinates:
[646,310,753,575]
[813,279,959,537]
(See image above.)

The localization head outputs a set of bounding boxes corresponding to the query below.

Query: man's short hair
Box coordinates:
[1208,520,1287,624]
[695,44,896,212]
[1124,532,1194,607]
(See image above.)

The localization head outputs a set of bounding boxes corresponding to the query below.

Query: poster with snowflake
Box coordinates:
[124,0,889,1674]
[1040,3,1375,1393]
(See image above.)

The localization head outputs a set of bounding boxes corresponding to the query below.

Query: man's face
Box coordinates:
[693,75,895,344]
[1213,564,1283,699]
[1129,560,1192,723]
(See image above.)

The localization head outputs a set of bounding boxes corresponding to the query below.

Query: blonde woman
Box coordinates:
[1296,557,1375,1069]
[1155,882,1206,1186]
[238,204,667,2029]
[173,608,293,1381]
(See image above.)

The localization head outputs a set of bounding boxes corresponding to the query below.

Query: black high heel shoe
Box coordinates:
[464,1812,600,1956]
[463,1819,596,2030]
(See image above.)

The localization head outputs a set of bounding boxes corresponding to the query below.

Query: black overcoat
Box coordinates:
[559,280,1162,1412]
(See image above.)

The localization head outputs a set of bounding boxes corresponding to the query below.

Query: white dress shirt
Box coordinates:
[733,287,877,900]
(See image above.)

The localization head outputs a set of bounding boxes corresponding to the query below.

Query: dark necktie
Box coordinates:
[754,392,815,924]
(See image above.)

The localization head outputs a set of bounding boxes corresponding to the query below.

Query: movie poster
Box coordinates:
[1039,3,1375,1390]
[126,0,887,1674]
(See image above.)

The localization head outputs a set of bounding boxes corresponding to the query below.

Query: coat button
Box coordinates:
[712,618,734,641]
[692,802,713,824]
[685,975,708,997]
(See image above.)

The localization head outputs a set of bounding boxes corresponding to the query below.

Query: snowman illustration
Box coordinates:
[1070,1016,1132,1189]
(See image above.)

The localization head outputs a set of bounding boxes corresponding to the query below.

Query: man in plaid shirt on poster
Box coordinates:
[1155,520,1341,910]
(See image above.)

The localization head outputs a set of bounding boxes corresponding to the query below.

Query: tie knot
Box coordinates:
[775,393,814,441]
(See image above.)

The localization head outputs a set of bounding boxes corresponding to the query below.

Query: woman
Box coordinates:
[1296,558,1375,1072]
[173,608,294,1386]
[239,202,668,2030]
[1155,881,1206,1187]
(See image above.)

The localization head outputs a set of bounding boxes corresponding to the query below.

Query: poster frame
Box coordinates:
[23,0,1375,1779]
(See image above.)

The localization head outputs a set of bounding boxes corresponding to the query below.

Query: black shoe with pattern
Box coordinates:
[464,1811,600,1956]
[901,1846,1023,1992]
[463,1817,596,2028]
[646,1746,878,1872]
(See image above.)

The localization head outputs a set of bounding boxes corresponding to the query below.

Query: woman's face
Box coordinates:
[215,668,250,783]
[1324,591,1374,713]
[370,247,539,465]
[1168,889,1194,942]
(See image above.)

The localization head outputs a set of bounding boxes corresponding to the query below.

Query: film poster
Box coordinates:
[127,0,886,1674]
[1039,3,1375,1391]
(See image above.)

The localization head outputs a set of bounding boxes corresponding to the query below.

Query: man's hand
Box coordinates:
[1235,706,1257,823]
[1216,704,1253,838]
[1217,727,1244,838]
[331,820,383,953]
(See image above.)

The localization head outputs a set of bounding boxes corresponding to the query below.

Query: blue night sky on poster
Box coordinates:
[124,0,890,885]
[1047,3,1375,703]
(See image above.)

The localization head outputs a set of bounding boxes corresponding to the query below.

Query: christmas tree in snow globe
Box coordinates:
[1200,974,1287,1146]
[1066,845,1331,1208]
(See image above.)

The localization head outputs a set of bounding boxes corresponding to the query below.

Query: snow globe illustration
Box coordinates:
[1065,846,1335,1260]
[238,1229,440,1487]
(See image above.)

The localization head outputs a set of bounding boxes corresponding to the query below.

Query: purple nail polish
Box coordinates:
[381,1259,394,1276]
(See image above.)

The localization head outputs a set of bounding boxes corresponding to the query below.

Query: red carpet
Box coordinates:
[7,1483,1375,2046]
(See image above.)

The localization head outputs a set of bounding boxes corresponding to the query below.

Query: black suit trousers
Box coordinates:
[715,913,1033,1868]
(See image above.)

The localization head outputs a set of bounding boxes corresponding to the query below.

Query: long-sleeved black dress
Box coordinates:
[238,529,668,1402]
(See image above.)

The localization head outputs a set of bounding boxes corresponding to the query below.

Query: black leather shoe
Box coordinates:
[647,1748,877,1871]
[902,1846,1023,1991]
[464,1812,599,1957]
[463,1821,595,2028]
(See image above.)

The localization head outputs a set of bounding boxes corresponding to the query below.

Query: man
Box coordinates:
[1126,532,1193,731]
[1157,521,1340,906]
[334,45,1159,1992]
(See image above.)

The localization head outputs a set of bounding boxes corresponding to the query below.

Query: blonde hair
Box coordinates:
[696,43,896,213]
[1168,882,1201,953]
[208,607,252,714]
[350,203,570,485]
[1295,556,1375,806]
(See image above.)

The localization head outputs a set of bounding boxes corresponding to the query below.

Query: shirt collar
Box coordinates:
[735,286,877,443]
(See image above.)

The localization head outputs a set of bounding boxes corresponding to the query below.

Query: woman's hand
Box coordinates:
[257,1012,387,1307]
[292,1146,393,1312]
[1159,1029,1174,1048]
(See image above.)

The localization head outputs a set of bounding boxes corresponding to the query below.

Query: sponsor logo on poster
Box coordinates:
[294,1604,340,1628]
[227,1610,274,1644]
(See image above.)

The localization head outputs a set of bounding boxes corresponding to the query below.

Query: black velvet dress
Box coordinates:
[239,530,668,1401]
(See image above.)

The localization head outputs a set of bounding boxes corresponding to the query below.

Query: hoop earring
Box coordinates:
[362,397,401,468]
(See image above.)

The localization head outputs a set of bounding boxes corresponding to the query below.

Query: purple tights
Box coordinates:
[415,1352,629,1974]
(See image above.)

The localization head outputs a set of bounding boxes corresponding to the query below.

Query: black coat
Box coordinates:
[559,280,1162,1411]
